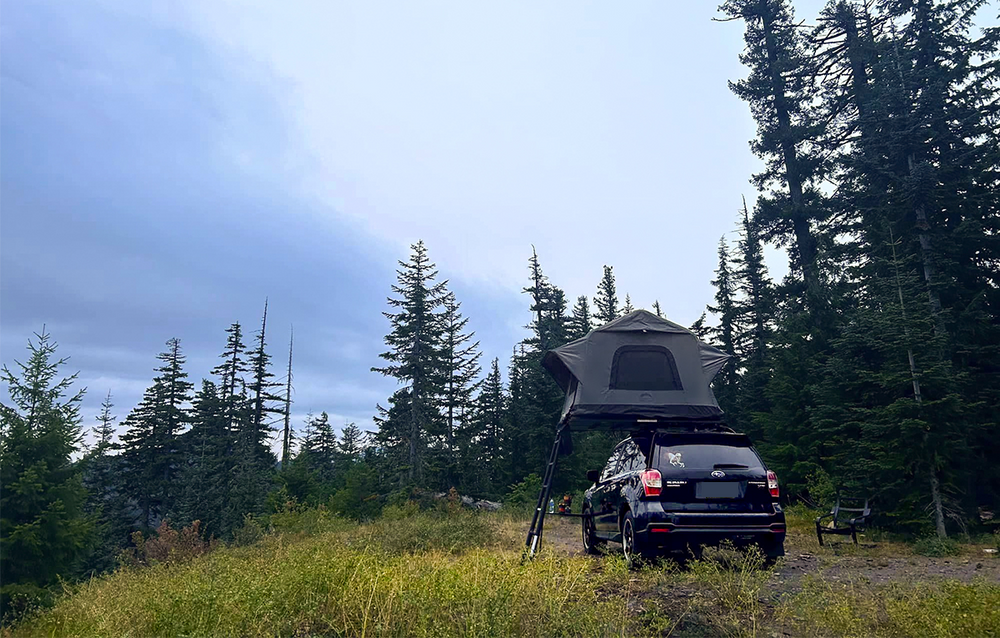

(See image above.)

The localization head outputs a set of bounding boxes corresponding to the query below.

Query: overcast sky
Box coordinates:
[6,0,988,446]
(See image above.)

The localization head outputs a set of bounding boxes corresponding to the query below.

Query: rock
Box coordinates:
[473,499,502,511]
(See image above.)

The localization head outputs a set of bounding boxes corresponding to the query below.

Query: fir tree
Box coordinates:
[622,294,634,314]
[732,199,774,437]
[707,237,740,414]
[594,265,619,325]
[471,358,506,493]
[337,422,365,462]
[175,380,231,538]
[0,331,92,602]
[439,291,482,489]
[719,0,827,308]
[372,241,448,484]
[211,322,248,433]
[689,312,710,340]
[652,300,663,318]
[568,295,593,340]
[244,300,281,466]
[508,251,572,488]
[301,411,337,481]
[91,390,116,452]
[119,338,193,530]
[81,391,132,576]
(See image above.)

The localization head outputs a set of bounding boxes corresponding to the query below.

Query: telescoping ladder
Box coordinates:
[523,423,568,559]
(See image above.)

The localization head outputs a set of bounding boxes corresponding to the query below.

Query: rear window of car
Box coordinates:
[653,443,763,472]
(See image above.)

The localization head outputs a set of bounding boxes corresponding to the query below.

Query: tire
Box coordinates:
[621,511,644,568]
[582,508,604,555]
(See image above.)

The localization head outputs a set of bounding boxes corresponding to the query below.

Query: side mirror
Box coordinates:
[587,469,601,483]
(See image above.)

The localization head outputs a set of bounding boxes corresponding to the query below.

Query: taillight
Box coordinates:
[640,469,662,497]
[767,470,779,499]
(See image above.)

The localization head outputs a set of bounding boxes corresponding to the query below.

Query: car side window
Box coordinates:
[618,440,647,474]
[600,444,626,482]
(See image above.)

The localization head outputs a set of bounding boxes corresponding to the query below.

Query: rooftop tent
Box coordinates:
[541,309,731,429]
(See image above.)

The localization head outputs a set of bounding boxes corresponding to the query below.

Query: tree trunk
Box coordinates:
[282,329,293,467]
[928,461,948,539]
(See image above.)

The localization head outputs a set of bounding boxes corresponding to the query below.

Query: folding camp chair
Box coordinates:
[815,496,871,545]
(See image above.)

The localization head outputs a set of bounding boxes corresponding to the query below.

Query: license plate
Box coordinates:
[696,482,742,499]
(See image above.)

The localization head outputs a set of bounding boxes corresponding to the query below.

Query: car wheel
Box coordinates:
[621,511,643,568]
[582,508,604,555]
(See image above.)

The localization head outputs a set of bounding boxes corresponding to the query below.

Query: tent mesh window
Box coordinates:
[609,345,683,391]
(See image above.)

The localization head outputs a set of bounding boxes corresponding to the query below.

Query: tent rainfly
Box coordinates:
[541,309,732,428]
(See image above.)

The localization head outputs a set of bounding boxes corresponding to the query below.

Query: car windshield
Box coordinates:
[654,443,763,472]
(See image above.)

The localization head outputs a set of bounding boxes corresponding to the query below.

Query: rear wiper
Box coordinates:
[713,463,749,469]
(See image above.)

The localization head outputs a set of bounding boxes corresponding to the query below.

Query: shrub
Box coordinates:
[913,535,961,557]
[268,501,352,536]
[360,510,505,555]
[0,582,53,625]
[504,473,542,511]
[230,513,266,547]
[118,520,218,568]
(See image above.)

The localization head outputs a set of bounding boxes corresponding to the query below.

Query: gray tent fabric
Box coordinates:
[542,309,732,429]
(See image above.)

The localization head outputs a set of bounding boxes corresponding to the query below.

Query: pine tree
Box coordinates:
[689,312,710,340]
[803,0,1000,532]
[372,241,448,485]
[81,391,133,576]
[568,295,593,340]
[507,251,572,488]
[438,291,482,489]
[0,331,92,601]
[244,300,281,466]
[211,322,249,434]
[733,198,773,367]
[119,338,193,530]
[337,422,365,463]
[652,300,663,318]
[470,359,506,494]
[707,237,740,415]
[175,380,231,538]
[732,199,774,438]
[301,412,337,481]
[622,294,634,314]
[719,0,827,309]
[91,391,116,453]
[594,265,619,325]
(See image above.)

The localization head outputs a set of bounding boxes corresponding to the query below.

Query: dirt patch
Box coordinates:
[534,514,1000,597]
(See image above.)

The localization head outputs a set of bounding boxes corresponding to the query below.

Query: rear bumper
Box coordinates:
[635,504,786,555]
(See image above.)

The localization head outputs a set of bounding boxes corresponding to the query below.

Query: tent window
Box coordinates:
[609,346,683,391]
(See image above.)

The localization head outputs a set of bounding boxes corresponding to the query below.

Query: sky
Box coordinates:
[6,0,987,446]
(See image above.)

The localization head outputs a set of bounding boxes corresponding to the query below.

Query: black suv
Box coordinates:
[582,430,785,563]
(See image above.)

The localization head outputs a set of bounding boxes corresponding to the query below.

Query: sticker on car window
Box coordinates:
[667,451,685,468]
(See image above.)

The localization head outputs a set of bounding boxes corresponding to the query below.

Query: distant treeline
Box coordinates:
[2,0,997,619]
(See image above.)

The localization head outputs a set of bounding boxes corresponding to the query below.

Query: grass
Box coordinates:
[10,512,635,638]
[9,505,1000,637]
[781,576,1000,638]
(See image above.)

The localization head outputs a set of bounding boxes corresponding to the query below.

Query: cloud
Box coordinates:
[3,0,830,437]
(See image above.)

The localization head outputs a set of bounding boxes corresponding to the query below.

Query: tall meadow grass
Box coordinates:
[12,512,633,638]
